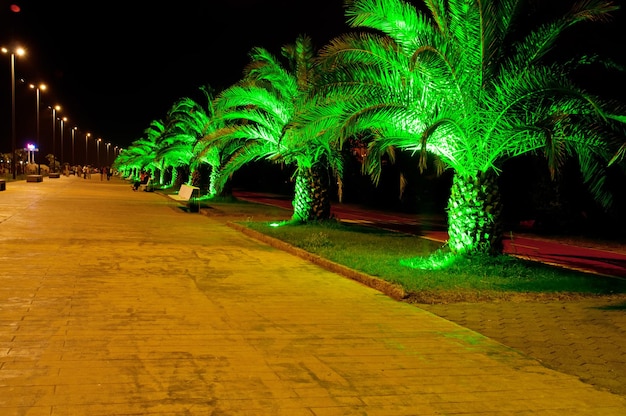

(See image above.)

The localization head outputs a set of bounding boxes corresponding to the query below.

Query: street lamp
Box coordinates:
[85,132,90,166]
[106,142,111,165]
[97,138,101,168]
[59,116,67,171]
[50,105,61,172]
[29,83,46,171]
[71,127,77,166]
[2,46,25,179]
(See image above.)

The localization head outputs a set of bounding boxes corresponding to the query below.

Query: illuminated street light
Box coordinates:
[106,142,111,165]
[71,127,77,166]
[2,46,25,179]
[60,116,67,171]
[96,139,100,166]
[50,105,61,172]
[85,132,90,166]
[29,83,46,171]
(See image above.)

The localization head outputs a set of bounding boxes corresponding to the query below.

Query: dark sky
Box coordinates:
[0,0,348,155]
[0,0,625,161]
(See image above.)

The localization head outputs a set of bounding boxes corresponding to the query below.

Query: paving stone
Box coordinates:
[0,177,625,415]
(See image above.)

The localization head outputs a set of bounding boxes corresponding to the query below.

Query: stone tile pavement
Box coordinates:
[0,175,625,415]
[225,192,626,400]
[417,297,626,397]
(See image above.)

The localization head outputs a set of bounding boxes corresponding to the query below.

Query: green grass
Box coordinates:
[207,197,626,303]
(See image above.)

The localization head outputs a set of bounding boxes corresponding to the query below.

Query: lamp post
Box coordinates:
[59,116,67,172]
[85,132,90,166]
[96,138,101,168]
[29,83,46,172]
[2,46,25,179]
[50,105,61,172]
[106,142,111,166]
[71,127,77,166]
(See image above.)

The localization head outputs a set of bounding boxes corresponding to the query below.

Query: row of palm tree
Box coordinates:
[113,0,626,264]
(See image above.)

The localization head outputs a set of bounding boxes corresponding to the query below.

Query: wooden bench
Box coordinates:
[48,172,60,178]
[168,184,200,212]
[27,175,43,182]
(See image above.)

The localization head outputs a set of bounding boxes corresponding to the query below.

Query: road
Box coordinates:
[232,190,626,279]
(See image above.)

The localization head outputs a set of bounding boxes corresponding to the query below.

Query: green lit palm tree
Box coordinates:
[158,94,211,189]
[141,119,166,182]
[201,35,342,221]
[114,89,212,190]
[194,129,243,197]
[316,0,626,259]
[113,121,162,179]
[178,85,241,197]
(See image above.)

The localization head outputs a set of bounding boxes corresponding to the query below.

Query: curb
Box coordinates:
[226,221,408,301]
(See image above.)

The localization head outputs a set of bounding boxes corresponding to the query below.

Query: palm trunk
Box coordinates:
[191,166,201,188]
[292,166,331,222]
[446,170,503,255]
[173,165,190,189]
[171,166,178,188]
[158,160,166,185]
[209,166,219,197]
[210,165,233,197]
[154,167,161,185]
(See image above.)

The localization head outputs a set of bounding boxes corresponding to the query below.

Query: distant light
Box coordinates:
[10,4,20,13]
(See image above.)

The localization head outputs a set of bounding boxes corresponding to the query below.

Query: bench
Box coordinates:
[49,172,60,178]
[168,184,200,212]
[27,175,43,182]
[0,179,5,191]
[139,178,154,192]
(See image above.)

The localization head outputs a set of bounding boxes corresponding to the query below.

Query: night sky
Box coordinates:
[0,0,348,153]
[0,0,624,156]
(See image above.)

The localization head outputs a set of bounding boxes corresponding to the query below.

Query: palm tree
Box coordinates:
[112,121,162,179]
[201,35,343,222]
[315,0,626,260]
[181,85,240,197]
[194,128,242,198]
[116,88,215,190]
[158,96,209,189]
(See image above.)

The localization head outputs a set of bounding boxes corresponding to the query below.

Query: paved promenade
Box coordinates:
[1,175,625,415]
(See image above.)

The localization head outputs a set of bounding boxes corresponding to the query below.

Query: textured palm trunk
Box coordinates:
[174,165,190,189]
[171,166,178,188]
[158,160,166,185]
[292,166,331,222]
[154,167,161,185]
[209,164,231,197]
[209,167,219,197]
[446,171,503,255]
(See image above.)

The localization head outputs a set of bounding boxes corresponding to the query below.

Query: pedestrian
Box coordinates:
[132,171,150,191]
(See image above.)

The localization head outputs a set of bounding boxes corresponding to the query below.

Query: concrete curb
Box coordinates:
[226,221,408,301]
